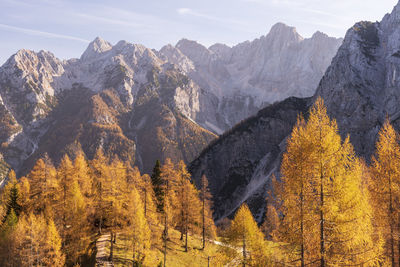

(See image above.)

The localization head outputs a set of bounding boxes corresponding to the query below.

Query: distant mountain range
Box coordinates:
[0,23,341,176]
[190,2,400,221]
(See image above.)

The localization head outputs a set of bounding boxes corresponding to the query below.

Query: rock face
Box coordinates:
[161,23,342,132]
[190,2,400,221]
[315,3,400,158]
[0,24,339,175]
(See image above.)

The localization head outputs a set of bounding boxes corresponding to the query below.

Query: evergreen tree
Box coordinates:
[151,160,164,212]
[3,170,22,219]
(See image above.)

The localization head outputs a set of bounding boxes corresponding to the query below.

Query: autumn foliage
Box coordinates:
[2,97,400,266]
[0,150,216,266]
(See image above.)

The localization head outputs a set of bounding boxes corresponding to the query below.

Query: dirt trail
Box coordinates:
[96,233,113,267]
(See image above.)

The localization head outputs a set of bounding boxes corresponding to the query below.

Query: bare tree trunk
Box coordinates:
[242,219,246,267]
[300,187,305,267]
[163,180,169,267]
[185,223,188,252]
[109,231,114,261]
[144,188,147,218]
[319,128,325,267]
[320,169,325,267]
[98,181,103,235]
[242,233,246,267]
[389,173,394,266]
[163,214,167,267]
[202,193,205,250]
[398,214,400,267]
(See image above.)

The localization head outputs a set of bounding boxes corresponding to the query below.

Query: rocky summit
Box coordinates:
[0,23,339,175]
[161,23,341,133]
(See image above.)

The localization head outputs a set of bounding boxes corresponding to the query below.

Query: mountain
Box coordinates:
[160,24,342,132]
[190,2,400,221]
[0,24,340,175]
[0,41,216,174]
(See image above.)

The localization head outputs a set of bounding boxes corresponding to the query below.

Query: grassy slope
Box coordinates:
[100,225,236,267]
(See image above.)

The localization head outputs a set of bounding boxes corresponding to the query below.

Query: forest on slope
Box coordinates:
[1,97,400,266]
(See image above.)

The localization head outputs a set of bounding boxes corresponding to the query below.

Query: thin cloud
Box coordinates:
[0,23,90,43]
[76,13,145,29]
[241,0,344,20]
[177,7,249,27]
[75,5,177,34]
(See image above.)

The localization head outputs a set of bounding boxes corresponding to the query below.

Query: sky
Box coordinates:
[0,0,398,65]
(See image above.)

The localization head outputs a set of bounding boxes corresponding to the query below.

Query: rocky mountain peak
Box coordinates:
[1,49,64,83]
[159,44,194,72]
[81,36,112,60]
[311,31,330,40]
[208,43,231,58]
[266,22,303,43]
[175,39,213,65]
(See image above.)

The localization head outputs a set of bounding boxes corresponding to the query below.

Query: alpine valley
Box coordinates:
[4,1,400,265]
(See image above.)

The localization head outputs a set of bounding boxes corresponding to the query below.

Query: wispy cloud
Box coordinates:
[241,0,345,20]
[177,7,249,27]
[76,13,145,29]
[0,23,90,43]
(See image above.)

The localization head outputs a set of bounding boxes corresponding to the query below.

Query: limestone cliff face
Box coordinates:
[161,23,342,132]
[315,2,400,158]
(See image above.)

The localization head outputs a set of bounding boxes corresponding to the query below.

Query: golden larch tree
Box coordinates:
[226,204,275,266]
[199,174,217,249]
[129,186,151,265]
[277,97,381,266]
[370,118,400,265]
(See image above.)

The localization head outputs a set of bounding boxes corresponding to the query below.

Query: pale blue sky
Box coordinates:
[0,0,398,65]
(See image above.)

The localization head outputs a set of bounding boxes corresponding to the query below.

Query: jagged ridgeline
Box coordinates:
[0,23,340,175]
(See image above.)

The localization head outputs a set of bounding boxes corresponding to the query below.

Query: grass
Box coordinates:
[101,224,236,267]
